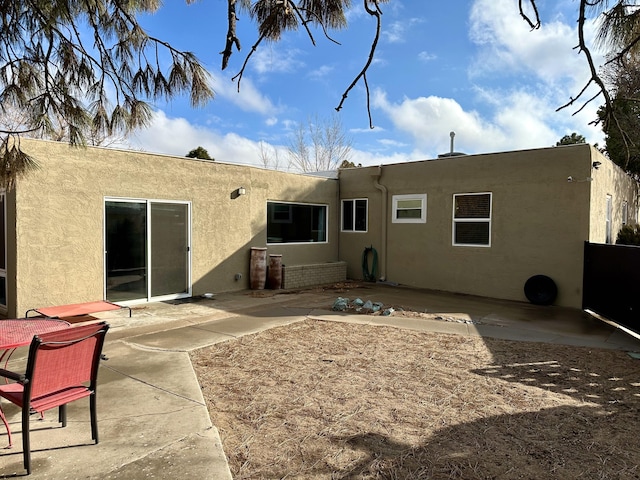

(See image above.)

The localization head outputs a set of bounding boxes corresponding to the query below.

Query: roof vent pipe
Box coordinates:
[438,131,467,158]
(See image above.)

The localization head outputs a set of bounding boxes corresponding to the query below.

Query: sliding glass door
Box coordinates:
[105,199,191,303]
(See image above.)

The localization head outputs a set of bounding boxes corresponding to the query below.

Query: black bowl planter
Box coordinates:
[524,275,558,306]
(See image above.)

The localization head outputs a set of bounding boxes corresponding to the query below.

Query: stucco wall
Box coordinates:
[8,139,339,317]
[338,144,636,309]
[588,146,640,243]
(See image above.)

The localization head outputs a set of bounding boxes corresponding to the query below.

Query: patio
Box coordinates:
[0,283,638,478]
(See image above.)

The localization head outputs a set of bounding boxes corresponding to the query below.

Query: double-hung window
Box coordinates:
[342,199,368,232]
[453,192,492,246]
[392,194,427,223]
[267,202,328,244]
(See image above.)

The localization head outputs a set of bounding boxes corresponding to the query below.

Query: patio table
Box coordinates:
[0,318,71,363]
[0,318,71,448]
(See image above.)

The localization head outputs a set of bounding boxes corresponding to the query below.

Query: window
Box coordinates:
[342,199,368,232]
[453,193,492,246]
[270,203,292,223]
[267,202,327,244]
[605,195,612,244]
[392,194,427,223]
[622,201,628,226]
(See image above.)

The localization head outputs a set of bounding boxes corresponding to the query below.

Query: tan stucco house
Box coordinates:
[0,139,636,318]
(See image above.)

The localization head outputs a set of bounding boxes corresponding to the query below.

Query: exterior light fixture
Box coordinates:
[238,187,246,196]
[567,176,593,183]
[592,161,602,169]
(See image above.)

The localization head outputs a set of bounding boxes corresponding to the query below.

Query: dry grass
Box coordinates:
[191,319,640,479]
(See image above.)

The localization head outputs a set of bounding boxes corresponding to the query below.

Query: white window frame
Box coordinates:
[341,198,368,232]
[606,194,613,244]
[452,192,492,247]
[392,194,427,224]
[104,197,192,305]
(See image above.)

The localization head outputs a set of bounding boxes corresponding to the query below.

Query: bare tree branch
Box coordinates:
[222,0,242,70]
[335,0,382,129]
[519,0,541,29]
[288,114,352,172]
[231,33,267,91]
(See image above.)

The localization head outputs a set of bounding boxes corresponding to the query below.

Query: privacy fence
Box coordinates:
[583,241,640,334]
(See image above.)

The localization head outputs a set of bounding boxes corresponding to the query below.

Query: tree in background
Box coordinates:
[0,105,125,148]
[597,56,640,177]
[257,140,283,171]
[186,147,214,160]
[0,1,213,188]
[339,159,361,168]
[616,224,640,245]
[3,1,640,187]
[556,133,586,146]
[593,2,640,174]
[288,115,352,172]
[598,99,640,178]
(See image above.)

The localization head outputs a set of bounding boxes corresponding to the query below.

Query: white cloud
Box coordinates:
[467,0,605,141]
[418,51,437,62]
[372,86,602,158]
[378,138,410,148]
[251,45,304,74]
[121,109,414,171]
[211,74,278,116]
[113,0,609,173]
[367,0,606,158]
[469,0,604,93]
[122,110,271,167]
[382,18,423,44]
[308,64,335,79]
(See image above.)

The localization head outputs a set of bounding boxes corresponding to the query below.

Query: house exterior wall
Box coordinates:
[7,139,339,317]
[588,146,640,243]
[5,140,637,317]
[338,144,637,309]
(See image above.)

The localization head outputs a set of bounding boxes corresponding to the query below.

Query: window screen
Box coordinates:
[453,193,492,246]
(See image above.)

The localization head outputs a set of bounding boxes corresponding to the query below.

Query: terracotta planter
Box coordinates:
[267,254,283,289]
[249,247,267,290]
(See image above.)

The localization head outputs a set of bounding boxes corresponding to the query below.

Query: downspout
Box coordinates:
[336,170,341,262]
[372,165,387,281]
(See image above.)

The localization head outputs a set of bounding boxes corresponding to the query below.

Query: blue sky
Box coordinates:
[120,0,606,169]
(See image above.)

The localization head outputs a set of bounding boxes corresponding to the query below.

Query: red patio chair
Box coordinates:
[0,321,109,475]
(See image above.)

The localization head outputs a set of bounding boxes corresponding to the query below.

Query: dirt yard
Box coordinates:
[191,319,640,479]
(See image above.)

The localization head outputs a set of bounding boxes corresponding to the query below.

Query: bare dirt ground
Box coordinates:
[191,318,640,480]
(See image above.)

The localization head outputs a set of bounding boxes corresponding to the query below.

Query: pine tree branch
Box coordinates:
[335,0,382,129]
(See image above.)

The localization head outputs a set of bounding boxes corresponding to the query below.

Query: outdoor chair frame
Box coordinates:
[0,321,109,475]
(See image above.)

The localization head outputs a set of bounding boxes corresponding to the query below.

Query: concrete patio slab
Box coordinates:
[1,282,639,478]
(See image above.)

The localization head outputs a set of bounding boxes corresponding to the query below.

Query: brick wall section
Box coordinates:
[282,262,347,289]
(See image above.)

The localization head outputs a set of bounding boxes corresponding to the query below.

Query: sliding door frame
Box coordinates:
[104,197,192,305]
